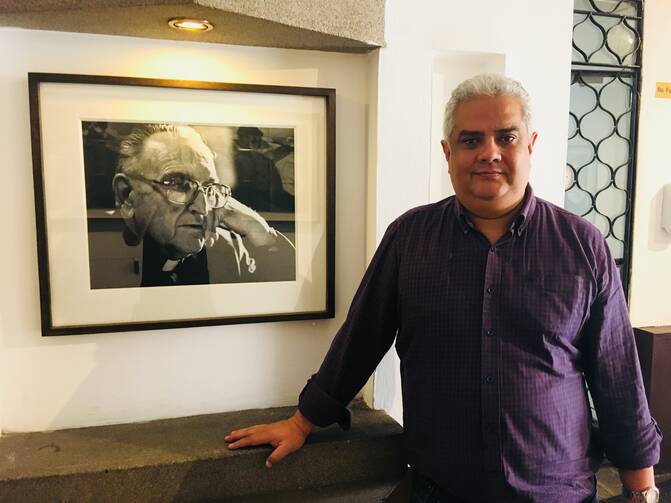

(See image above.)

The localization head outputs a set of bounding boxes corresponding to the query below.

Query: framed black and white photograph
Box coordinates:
[29,73,335,335]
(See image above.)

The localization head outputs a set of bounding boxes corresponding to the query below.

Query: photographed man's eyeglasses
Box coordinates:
[128,173,231,209]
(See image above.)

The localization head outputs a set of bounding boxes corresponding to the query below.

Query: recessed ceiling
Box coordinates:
[0,0,385,53]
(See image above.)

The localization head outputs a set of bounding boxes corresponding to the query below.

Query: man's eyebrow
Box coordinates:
[161,170,217,184]
[496,127,521,134]
[456,127,522,140]
[159,169,187,178]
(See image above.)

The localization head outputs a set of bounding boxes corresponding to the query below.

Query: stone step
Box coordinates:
[0,403,405,502]
[236,478,403,502]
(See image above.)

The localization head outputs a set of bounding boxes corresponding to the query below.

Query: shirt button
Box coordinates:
[486,329,495,337]
[489,246,496,253]
[484,376,494,384]
[486,287,494,295]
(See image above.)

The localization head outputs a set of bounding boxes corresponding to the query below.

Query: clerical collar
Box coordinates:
[162,259,181,272]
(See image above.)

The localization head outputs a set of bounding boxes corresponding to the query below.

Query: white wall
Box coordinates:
[0,28,371,432]
[628,0,671,327]
[371,0,575,422]
[429,51,506,201]
[9,0,651,434]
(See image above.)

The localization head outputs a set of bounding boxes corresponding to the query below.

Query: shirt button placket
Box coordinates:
[481,242,502,471]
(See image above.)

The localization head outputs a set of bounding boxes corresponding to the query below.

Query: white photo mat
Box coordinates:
[31,75,334,333]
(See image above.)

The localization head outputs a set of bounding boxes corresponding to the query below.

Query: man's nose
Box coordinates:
[188,187,209,215]
[477,137,502,163]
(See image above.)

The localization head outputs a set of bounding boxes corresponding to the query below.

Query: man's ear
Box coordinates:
[113,173,143,245]
[112,173,140,223]
[441,139,451,167]
[112,173,133,209]
[528,131,538,155]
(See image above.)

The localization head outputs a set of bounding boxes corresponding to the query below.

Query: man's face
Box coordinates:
[238,133,263,150]
[130,131,217,259]
[441,95,538,214]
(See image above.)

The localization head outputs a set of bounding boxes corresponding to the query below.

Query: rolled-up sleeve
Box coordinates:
[583,236,662,469]
[298,220,401,429]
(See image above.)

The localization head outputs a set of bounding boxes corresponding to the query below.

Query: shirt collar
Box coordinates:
[454,197,475,233]
[454,184,537,236]
[514,184,537,236]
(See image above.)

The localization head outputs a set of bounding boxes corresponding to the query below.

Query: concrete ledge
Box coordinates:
[0,1,384,53]
[0,404,404,501]
[237,478,401,502]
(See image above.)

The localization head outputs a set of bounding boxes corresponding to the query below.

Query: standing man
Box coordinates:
[226,75,661,503]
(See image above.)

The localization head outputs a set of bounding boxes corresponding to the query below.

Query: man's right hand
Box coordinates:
[225,410,314,468]
[212,197,278,248]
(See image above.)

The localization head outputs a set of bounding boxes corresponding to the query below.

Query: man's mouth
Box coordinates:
[179,223,206,231]
[473,171,503,178]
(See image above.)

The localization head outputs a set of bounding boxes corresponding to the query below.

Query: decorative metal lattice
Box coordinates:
[572,0,642,68]
[565,0,642,295]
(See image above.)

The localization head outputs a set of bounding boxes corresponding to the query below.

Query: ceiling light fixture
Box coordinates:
[168,18,214,32]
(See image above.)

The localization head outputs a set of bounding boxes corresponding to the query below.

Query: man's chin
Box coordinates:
[470,187,527,211]
[472,189,507,201]
[162,240,206,260]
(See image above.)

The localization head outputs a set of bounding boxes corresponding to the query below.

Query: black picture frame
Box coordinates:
[29,73,335,336]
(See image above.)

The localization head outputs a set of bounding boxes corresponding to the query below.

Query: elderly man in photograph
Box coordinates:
[225,74,662,503]
[112,124,295,286]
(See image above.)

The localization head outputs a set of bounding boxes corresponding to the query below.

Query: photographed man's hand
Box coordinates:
[211,197,278,248]
[225,410,314,468]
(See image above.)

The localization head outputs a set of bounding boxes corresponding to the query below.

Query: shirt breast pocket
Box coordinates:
[510,272,589,338]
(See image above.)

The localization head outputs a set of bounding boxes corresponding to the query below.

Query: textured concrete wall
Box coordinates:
[197,0,384,45]
[0,0,189,10]
[0,0,384,52]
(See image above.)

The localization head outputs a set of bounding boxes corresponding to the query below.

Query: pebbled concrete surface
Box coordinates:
[235,478,402,503]
[0,403,404,502]
[0,1,384,53]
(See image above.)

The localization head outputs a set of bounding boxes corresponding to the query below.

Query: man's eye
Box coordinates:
[161,175,189,188]
[500,135,517,144]
[461,138,479,147]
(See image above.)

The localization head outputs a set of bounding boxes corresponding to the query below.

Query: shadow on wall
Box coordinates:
[374,348,403,426]
[648,187,671,251]
[0,315,334,434]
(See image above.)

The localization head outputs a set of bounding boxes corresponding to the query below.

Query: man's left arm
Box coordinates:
[619,467,655,499]
[581,235,662,497]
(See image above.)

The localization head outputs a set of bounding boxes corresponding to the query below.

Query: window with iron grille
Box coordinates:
[565,0,643,296]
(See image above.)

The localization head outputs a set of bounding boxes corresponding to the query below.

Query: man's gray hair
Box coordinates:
[443,74,532,142]
[117,124,213,175]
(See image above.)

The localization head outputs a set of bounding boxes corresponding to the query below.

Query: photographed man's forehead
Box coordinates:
[142,133,216,181]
